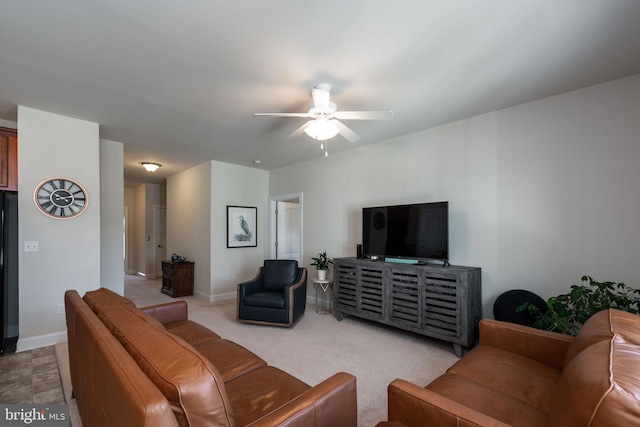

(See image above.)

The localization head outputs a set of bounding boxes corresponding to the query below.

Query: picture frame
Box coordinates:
[227,205,257,248]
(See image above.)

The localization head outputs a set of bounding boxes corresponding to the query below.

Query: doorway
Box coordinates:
[154,206,167,277]
[269,193,303,262]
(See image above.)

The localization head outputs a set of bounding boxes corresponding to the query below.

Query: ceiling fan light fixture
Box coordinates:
[304,119,339,140]
[141,162,162,172]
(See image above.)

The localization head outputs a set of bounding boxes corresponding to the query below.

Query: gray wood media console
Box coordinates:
[333,257,481,357]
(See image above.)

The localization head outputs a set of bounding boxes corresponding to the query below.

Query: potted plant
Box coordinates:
[311,251,333,280]
[517,275,640,335]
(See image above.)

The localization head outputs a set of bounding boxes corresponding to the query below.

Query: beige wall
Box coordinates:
[167,161,212,297]
[17,107,101,350]
[270,74,640,317]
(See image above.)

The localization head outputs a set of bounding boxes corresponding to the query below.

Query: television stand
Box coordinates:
[333,257,481,357]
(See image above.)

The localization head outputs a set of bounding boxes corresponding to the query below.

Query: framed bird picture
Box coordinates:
[227,205,257,248]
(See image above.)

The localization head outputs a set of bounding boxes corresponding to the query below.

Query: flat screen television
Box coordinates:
[362,201,448,261]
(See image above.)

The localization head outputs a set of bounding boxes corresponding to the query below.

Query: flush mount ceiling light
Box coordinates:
[141,162,161,172]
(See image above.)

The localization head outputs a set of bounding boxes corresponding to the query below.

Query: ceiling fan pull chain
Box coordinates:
[325,140,329,157]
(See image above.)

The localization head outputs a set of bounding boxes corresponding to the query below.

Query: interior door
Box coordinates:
[155,206,167,277]
[269,193,302,262]
[276,201,300,260]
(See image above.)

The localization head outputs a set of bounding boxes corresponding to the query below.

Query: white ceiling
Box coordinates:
[2,1,640,186]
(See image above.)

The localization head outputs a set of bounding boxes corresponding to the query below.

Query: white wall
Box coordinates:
[210,161,269,298]
[270,74,640,317]
[100,139,124,293]
[167,160,269,301]
[17,107,101,350]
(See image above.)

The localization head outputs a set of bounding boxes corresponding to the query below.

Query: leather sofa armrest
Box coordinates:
[248,372,357,427]
[479,319,574,370]
[140,301,188,325]
[388,379,511,427]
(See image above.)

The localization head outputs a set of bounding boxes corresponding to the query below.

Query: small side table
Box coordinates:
[313,279,333,314]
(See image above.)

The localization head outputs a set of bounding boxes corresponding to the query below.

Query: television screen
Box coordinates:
[362,202,448,261]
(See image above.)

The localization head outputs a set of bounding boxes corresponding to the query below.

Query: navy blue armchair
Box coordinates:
[237,260,307,327]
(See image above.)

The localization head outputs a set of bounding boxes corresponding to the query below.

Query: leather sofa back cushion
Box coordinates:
[84,287,136,311]
[549,309,640,426]
[66,291,180,427]
[87,293,235,427]
[563,309,640,367]
[262,260,298,291]
[84,288,166,332]
[548,338,640,426]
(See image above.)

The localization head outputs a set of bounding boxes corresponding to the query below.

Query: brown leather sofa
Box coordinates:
[387,308,640,427]
[65,288,357,427]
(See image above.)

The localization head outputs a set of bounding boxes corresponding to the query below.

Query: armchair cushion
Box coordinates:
[244,291,286,309]
[262,259,299,291]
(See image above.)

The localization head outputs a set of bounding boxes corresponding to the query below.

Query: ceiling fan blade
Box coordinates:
[331,119,361,143]
[254,112,311,118]
[286,121,314,139]
[333,110,394,120]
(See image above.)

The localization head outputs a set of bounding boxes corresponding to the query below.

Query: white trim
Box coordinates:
[208,291,236,303]
[16,331,68,352]
[268,192,303,262]
[153,205,167,278]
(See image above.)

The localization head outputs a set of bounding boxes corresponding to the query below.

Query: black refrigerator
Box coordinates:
[0,191,18,355]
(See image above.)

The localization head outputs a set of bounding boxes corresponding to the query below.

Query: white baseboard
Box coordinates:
[16,331,68,353]
[208,291,236,303]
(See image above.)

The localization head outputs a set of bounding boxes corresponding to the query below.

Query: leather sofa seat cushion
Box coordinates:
[225,366,311,427]
[243,291,285,309]
[194,339,267,382]
[426,373,547,427]
[262,260,298,291]
[164,320,221,346]
[446,345,561,412]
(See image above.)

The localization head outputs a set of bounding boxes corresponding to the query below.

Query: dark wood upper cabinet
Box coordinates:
[0,127,17,191]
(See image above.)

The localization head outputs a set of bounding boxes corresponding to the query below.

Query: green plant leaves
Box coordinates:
[516,276,640,335]
[310,251,333,270]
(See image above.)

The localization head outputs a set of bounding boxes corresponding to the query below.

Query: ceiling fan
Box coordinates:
[254,83,394,144]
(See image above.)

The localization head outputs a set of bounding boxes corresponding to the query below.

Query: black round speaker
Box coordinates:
[493,289,547,326]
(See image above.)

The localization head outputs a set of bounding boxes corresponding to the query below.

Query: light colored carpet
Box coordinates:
[59,275,459,426]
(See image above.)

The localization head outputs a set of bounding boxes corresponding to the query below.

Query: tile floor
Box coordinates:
[0,345,65,404]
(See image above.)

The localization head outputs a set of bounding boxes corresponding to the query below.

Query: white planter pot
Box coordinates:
[317,269,327,280]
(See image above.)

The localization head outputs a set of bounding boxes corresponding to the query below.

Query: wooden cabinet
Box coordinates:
[161,261,194,298]
[333,258,481,357]
[0,127,18,192]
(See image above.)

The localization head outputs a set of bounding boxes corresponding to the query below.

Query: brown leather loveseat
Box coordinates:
[65,287,357,426]
[388,308,640,426]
